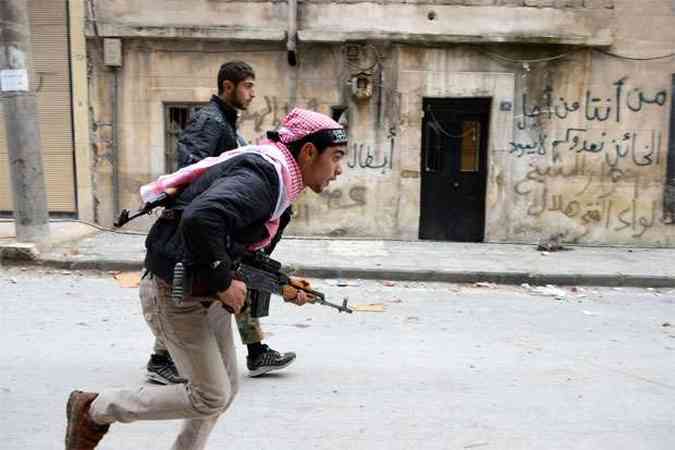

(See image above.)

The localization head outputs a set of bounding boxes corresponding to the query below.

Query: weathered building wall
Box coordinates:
[504,52,673,245]
[83,0,675,245]
[88,39,293,228]
[495,0,675,245]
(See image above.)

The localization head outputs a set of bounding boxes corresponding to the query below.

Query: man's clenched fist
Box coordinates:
[282,277,315,306]
[216,279,247,313]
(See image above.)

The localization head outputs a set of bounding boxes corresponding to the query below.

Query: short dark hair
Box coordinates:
[217,61,255,95]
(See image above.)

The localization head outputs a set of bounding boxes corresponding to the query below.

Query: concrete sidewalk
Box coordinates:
[2,220,675,287]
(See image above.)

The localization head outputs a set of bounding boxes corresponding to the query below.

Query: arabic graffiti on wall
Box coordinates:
[346,127,398,173]
[292,185,368,226]
[514,155,658,238]
[514,77,667,131]
[346,140,395,172]
[239,96,320,143]
[509,127,663,166]
[509,76,669,239]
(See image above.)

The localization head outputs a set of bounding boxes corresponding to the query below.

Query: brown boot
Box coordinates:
[65,390,110,450]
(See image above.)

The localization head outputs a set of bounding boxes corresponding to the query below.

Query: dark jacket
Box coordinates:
[175,94,293,254]
[176,95,240,168]
[149,95,294,293]
[144,153,281,294]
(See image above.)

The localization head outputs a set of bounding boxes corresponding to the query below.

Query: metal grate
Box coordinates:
[164,104,205,173]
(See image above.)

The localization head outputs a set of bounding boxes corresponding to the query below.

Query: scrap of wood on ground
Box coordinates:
[113,271,142,288]
[350,303,386,312]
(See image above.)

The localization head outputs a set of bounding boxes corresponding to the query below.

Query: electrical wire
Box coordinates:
[427,111,477,139]
[593,48,675,61]
[477,48,573,65]
[0,218,149,236]
[478,46,675,66]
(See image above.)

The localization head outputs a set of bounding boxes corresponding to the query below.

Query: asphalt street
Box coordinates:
[1,267,674,450]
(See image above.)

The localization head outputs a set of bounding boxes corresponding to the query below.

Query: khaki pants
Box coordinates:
[153,295,264,353]
[91,275,239,450]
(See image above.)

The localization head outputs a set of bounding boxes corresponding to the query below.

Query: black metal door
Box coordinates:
[419,98,491,242]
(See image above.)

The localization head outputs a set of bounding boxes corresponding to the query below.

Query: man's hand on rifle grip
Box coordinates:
[216,279,247,314]
[282,277,315,306]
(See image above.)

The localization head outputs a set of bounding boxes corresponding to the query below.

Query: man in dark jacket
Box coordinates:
[65,108,348,450]
[146,61,297,385]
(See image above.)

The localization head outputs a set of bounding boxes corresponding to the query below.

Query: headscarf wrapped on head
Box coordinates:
[266,107,348,147]
[263,108,347,201]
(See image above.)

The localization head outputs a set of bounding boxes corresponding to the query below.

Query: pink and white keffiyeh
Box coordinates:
[273,107,344,145]
[140,144,300,250]
[139,108,344,250]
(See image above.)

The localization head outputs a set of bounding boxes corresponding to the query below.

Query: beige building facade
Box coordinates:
[74,0,675,245]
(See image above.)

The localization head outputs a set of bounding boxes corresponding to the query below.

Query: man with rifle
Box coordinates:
[65,107,348,449]
[144,60,299,384]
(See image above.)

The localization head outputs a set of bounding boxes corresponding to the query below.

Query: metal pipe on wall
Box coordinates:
[664,74,675,223]
[111,67,120,218]
[287,0,297,67]
[287,0,298,107]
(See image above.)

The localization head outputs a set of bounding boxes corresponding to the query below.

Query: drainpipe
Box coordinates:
[664,74,675,223]
[111,67,120,218]
[287,0,297,67]
[287,0,298,107]
[103,37,123,220]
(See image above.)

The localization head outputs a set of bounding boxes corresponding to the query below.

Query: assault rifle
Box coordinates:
[171,251,353,316]
[113,190,176,228]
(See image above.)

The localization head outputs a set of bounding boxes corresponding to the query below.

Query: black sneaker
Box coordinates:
[246,345,296,377]
[146,353,187,385]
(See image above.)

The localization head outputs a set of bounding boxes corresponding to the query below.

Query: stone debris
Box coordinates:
[474,281,498,289]
[0,242,39,261]
[340,280,361,287]
[524,283,567,300]
[464,442,489,449]
[536,233,566,252]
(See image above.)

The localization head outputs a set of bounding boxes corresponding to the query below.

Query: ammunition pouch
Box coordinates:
[248,290,271,318]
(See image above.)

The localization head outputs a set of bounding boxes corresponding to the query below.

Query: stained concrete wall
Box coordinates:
[88,0,614,46]
[491,0,675,245]
[299,1,614,46]
[83,0,675,245]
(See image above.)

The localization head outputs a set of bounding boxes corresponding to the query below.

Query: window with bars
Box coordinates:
[164,103,206,173]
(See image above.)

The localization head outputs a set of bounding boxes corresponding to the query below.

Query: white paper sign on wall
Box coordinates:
[1,69,29,92]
